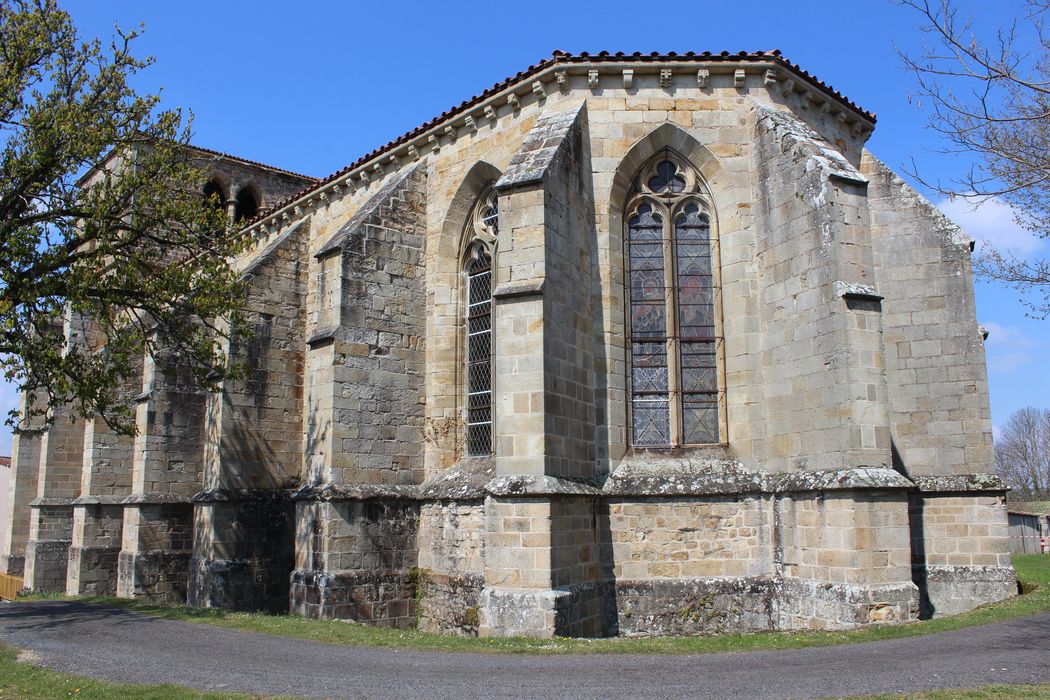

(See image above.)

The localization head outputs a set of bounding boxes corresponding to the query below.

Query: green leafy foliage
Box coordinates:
[0,0,249,434]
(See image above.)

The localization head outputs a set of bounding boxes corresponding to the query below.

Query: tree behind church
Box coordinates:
[0,0,248,434]
[898,0,1050,317]
[995,406,1050,498]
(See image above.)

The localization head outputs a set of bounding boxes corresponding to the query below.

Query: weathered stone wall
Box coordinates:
[778,491,911,585]
[864,153,992,478]
[910,490,1015,617]
[290,499,419,626]
[416,501,484,634]
[605,497,768,580]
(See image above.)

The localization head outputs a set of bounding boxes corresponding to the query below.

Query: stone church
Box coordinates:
[0,51,1015,637]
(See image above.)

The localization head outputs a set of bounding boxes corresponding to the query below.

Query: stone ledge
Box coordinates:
[910,474,1007,493]
[192,488,295,504]
[291,483,419,502]
[604,463,912,497]
[121,494,195,506]
[922,565,1016,584]
[771,467,913,493]
[492,279,544,300]
[604,460,763,496]
[71,496,128,506]
[419,459,493,500]
[833,280,883,301]
[28,497,74,508]
[306,326,339,347]
[485,474,601,497]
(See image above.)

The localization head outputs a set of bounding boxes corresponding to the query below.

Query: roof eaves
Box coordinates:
[242,50,876,230]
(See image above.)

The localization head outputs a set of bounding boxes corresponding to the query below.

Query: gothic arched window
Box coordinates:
[463,187,498,456]
[625,154,722,447]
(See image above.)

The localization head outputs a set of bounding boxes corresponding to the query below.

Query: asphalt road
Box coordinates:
[0,601,1047,699]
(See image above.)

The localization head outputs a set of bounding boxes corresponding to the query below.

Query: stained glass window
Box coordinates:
[626,157,722,447]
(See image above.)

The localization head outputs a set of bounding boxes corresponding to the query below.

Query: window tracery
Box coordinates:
[463,187,498,456]
[625,153,722,447]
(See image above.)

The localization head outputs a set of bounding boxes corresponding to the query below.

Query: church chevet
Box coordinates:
[0,51,1015,638]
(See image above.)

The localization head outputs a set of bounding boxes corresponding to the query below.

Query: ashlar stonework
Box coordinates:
[2,51,1015,637]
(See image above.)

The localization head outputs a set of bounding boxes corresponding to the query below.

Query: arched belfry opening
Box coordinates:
[202,179,226,209]
[234,186,259,223]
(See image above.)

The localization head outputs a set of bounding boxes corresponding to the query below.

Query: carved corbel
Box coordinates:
[734,68,746,88]
[532,80,545,98]
[778,78,795,97]
[623,69,634,90]
[408,144,419,160]
[659,69,672,88]
[764,69,777,86]
[697,69,709,88]
[484,104,497,121]
[427,134,439,152]
[555,70,567,91]
[444,124,456,141]
[507,92,520,110]
[464,115,478,131]
[588,69,599,90]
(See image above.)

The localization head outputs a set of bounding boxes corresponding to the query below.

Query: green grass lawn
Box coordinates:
[1,555,1048,698]
[20,554,1050,656]
[0,644,274,699]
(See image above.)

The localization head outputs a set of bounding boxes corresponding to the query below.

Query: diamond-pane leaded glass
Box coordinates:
[466,247,493,455]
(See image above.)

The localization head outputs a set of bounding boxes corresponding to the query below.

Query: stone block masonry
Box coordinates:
[1,53,1015,637]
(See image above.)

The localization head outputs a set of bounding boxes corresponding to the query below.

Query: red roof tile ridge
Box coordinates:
[242,51,875,229]
[183,143,319,182]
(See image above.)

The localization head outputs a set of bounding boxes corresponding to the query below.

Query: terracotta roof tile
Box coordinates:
[244,51,875,228]
[183,143,318,182]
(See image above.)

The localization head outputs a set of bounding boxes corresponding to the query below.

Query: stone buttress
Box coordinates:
[188,221,308,612]
[289,164,428,626]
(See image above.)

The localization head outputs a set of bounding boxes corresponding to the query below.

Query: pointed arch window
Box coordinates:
[626,154,723,447]
[463,187,498,456]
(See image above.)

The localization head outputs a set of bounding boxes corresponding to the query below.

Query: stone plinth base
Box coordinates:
[188,493,294,613]
[117,550,191,603]
[608,576,919,636]
[611,577,775,636]
[919,565,1017,618]
[67,502,126,596]
[0,555,25,577]
[24,502,73,592]
[479,581,605,638]
[116,502,193,603]
[416,572,484,636]
[288,569,416,627]
[774,578,919,630]
[67,546,120,596]
[24,539,70,592]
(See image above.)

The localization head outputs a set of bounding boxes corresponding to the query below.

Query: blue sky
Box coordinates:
[0,0,1046,453]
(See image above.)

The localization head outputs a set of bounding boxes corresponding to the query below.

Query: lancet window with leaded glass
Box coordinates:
[625,154,722,447]
[463,187,498,456]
